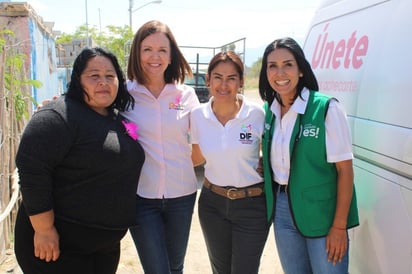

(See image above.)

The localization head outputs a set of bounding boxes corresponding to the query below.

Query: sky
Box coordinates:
[22,0,322,66]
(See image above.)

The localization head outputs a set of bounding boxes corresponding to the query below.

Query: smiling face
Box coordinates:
[139,32,171,79]
[266,48,302,102]
[207,61,243,103]
[80,55,119,115]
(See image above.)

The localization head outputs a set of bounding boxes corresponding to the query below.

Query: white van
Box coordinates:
[303,0,412,273]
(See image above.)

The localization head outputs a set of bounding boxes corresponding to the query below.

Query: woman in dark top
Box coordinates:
[14,47,145,274]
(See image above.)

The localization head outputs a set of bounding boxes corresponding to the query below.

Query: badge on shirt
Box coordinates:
[169,94,184,110]
[300,123,320,139]
[239,124,253,144]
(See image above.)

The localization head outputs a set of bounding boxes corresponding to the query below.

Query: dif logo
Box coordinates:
[240,132,252,140]
[239,124,253,144]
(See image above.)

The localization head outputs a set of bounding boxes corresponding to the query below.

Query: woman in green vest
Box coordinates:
[259,37,359,274]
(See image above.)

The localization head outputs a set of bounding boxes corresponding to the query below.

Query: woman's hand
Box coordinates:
[326,226,348,265]
[36,96,59,111]
[29,210,60,262]
[33,226,60,262]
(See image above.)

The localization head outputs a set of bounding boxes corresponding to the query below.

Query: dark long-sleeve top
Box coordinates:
[15,96,145,230]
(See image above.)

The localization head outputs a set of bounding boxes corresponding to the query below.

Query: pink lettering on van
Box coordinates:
[312,24,368,69]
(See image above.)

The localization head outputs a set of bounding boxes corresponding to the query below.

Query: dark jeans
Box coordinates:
[129,192,197,274]
[14,205,126,274]
[198,187,270,274]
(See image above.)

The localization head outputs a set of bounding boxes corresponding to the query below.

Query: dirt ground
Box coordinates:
[0,169,284,274]
[117,153,284,273]
[0,90,284,273]
[1,211,283,274]
[116,195,283,274]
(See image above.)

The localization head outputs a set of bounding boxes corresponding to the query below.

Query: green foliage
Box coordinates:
[0,29,14,48]
[244,57,262,90]
[100,25,134,70]
[56,33,74,44]
[1,30,42,121]
[244,76,259,90]
[55,24,134,71]
[249,57,262,78]
[5,53,43,120]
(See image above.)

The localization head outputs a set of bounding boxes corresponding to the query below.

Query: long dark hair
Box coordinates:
[258,37,318,106]
[66,47,134,112]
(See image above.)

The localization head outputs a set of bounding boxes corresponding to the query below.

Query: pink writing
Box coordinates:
[311,24,369,69]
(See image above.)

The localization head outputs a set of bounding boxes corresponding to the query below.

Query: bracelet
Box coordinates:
[332,226,346,230]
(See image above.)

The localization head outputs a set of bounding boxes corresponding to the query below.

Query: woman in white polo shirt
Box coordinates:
[190,51,269,274]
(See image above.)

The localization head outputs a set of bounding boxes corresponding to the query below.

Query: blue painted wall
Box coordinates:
[28,19,61,105]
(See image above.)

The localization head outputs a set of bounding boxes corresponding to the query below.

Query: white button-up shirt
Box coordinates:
[270,88,353,185]
[123,80,200,198]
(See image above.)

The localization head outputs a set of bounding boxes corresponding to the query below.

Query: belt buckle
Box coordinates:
[226,188,238,200]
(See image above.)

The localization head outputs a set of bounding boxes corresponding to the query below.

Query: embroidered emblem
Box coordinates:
[239,124,253,144]
[169,94,184,110]
[301,123,320,139]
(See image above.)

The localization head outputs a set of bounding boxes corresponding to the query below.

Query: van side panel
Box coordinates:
[303,0,412,273]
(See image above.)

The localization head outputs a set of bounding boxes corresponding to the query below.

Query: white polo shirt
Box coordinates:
[123,80,200,198]
[190,94,265,188]
[270,88,353,185]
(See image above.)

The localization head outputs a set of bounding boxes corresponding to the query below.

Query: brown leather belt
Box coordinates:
[203,178,264,200]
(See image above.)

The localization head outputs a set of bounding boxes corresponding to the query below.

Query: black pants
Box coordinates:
[14,205,127,274]
[198,187,270,274]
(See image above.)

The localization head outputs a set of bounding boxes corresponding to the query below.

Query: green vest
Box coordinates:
[263,91,359,237]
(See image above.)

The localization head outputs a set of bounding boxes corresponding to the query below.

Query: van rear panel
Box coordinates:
[303,0,412,273]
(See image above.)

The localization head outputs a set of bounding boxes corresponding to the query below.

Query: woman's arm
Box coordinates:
[16,106,70,262]
[191,144,205,167]
[326,159,354,265]
[333,159,354,229]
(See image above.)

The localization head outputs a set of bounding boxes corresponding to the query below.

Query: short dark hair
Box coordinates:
[258,37,319,106]
[66,47,134,112]
[127,20,192,84]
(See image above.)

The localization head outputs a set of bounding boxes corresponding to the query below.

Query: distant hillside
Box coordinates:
[245,45,265,67]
